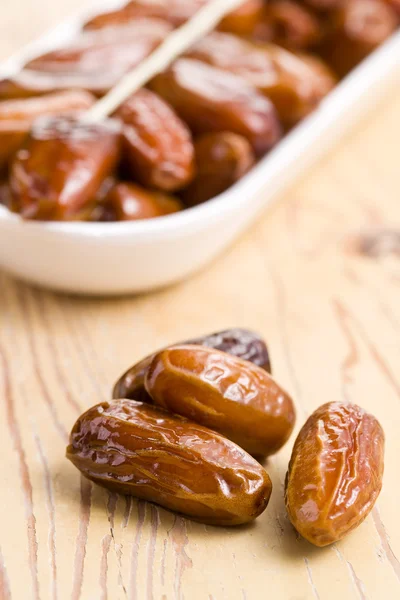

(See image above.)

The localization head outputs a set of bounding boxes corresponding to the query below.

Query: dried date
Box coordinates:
[285,401,385,546]
[181,132,255,206]
[0,90,95,122]
[150,58,282,155]
[145,345,295,457]
[10,116,121,220]
[0,70,123,100]
[0,91,96,172]
[262,1,322,50]
[84,0,209,29]
[25,20,172,76]
[319,0,398,76]
[112,328,271,403]
[106,182,183,220]
[0,22,172,100]
[115,89,195,192]
[66,399,272,526]
[185,328,271,372]
[186,33,336,127]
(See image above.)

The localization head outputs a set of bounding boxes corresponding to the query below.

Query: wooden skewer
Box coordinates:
[86,0,247,121]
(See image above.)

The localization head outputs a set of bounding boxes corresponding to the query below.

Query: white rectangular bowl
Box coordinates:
[0,0,399,295]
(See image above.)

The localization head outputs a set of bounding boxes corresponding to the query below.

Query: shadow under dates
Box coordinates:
[57,452,335,594]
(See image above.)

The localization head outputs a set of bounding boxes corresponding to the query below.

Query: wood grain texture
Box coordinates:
[1,2,400,598]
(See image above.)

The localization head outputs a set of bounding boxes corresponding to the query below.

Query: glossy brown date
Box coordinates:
[84,0,209,29]
[106,182,183,221]
[150,58,282,155]
[285,401,385,547]
[10,116,121,220]
[0,91,96,171]
[0,22,172,100]
[115,89,195,192]
[266,47,336,126]
[319,0,398,76]
[84,5,141,30]
[26,20,172,76]
[262,1,322,50]
[186,33,336,128]
[182,132,254,205]
[112,328,272,402]
[217,0,321,50]
[145,345,295,457]
[66,399,272,526]
[0,90,95,121]
[0,70,126,100]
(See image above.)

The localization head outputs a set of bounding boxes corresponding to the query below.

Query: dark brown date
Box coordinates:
[112,328,271,402]
[319,0,398,76]
[182,132,255,206]
[66,399,272,526]
[115,89,195,192]
[10,116,121,220]
[285,402,385,546]
[150,58,282,155]
[145,345,295,457]
[106,182,183,221]
[186,33,336,127]
[186,328,272,371]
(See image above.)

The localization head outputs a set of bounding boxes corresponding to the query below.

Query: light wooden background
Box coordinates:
[1,2,400,599]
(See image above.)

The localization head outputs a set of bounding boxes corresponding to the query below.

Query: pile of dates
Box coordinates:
[67,328,385,546]
[0,0,398,221]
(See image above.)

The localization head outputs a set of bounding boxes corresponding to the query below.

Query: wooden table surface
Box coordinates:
[1,2,400,599]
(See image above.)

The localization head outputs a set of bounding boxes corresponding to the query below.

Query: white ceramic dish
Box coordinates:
[0,2,399,295]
